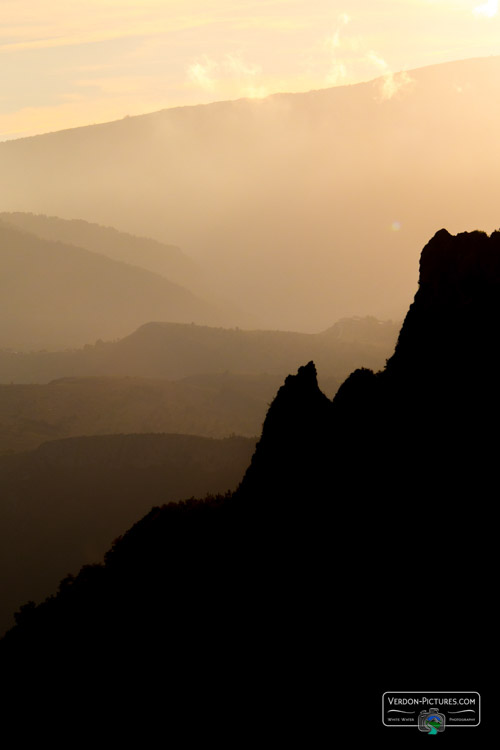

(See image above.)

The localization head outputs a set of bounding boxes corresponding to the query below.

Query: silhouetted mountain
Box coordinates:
[0,432,255,636]
[0,317,399,383]
[235,231,492,720]
[0,230,490,740]
[240,228,500,503]
[0,221,237,349]
[2,57,500,331]
[239,360,332,500]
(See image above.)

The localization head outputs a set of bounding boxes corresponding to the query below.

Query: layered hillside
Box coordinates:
[0,317,398,455]
[0,229,491,738]
[0,317,399,383]
[2,57,500,329]
[0,211,198,288]
[0,375,276,453]
[0,221,233,349]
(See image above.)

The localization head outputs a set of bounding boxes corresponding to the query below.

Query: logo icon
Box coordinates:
[418,710,445,734]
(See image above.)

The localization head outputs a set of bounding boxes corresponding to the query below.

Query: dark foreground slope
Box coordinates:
[0,433,255,636]
[0,230,492,741]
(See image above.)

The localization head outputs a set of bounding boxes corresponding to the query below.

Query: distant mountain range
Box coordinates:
[0,211,197,288]
[0,316,399,382]
[0,230,492,744]
[2,57,500,330]
[1,228,491,737]
[0,317,398,453]
[0,375,275,452]
[0,220,243,349]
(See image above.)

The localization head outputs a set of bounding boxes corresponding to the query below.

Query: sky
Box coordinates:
[1,0,500,140]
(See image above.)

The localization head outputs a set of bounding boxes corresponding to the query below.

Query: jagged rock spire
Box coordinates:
[238,361,332,501]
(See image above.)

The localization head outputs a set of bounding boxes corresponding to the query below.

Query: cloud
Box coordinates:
[366,51,414,101]
[326,12,350,51]
[366,51,389,72]
[187,53,262,95]
[324,12,351,85]
[473,0,498,17]
[325,60,348,86]
[188,57,218,91]
[380,70,414,100]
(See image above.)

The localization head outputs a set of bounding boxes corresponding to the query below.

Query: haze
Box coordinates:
[2,2,500,331]
[2,55,500,332]
[2,1,500,140]
[0,2,493,719]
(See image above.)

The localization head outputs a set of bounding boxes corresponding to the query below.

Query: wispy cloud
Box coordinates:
[188,57,218,91]
[3,1,500,139]
[380,70,414,100]
[366,51,414,101]
[187,53,262,96]
[473,0,498,17]
[366,52,388,72]
[324,12,351,85]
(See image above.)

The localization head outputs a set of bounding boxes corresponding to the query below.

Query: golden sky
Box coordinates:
[1,0,499,140]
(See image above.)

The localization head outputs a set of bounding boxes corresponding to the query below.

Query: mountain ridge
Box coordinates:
[0,227,492,739]
[3,56,500,330]
[1,54,496,144]
[0,221,240,349]
[0,211,196,287]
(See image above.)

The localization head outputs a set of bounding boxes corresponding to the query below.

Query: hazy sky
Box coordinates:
[1,0,499,140]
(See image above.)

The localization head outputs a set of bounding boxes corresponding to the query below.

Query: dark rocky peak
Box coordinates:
[1,228,492,729]
[253,360,329,439]
[238,361,331,500]
[277,359,323,397]
[387,228,500,379]
[327,227,500,503]
[239,228,500,507]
